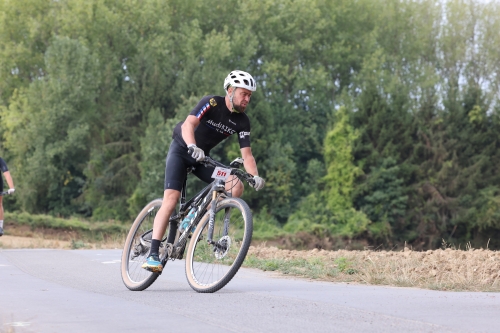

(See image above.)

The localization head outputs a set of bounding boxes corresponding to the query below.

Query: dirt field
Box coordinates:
[246,245,500,291]
[0,235,72,249]
[0,235,123,250]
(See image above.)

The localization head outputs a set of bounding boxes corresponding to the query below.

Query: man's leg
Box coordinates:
[142,189,180,272]
[226,175,244,198]
[152,189,181,240]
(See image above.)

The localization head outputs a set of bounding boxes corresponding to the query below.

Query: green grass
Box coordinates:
[244,255,334,280]
[4,211,129,241]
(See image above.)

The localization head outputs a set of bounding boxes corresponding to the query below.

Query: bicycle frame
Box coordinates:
[160,157,255,265]
[162,183,229,264]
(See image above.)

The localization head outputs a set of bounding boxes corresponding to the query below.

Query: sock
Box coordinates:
[0,220,3,228]
[149,239,161,257]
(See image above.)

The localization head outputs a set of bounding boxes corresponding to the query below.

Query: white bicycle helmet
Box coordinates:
[223,70,257,92]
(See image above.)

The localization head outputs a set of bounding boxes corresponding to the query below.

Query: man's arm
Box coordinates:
[241,147,265,191]
[241,147,258,175]
[3,171,14,189]
[181,115,200,146]
[181,115,206,161]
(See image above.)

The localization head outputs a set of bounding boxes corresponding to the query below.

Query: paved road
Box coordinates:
[0,249,499,333]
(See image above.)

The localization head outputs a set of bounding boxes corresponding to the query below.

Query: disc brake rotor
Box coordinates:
[214,236,231,260]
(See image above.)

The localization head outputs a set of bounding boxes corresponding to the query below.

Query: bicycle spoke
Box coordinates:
[126,209,157,284]
[188,200,249,288]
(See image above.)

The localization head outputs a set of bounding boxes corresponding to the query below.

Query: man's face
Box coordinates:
[231,87,252,112]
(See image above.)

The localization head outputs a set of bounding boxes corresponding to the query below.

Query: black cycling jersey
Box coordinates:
[172,95,251,154]
[0,158,8,173]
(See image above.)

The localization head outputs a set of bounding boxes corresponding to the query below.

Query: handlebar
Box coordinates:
[187,147,256,186]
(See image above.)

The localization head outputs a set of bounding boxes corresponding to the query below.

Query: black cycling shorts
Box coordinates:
[164,139,215,191]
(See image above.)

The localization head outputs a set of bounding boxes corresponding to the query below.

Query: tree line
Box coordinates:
[1,0,499,249]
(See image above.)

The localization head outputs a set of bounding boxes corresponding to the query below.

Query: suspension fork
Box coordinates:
[223,207,230,236]
[207,180,225,244]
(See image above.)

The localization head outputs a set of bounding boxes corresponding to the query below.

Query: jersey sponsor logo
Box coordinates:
[196,103,211,119]
[239,131,250,139]
[206,119,236,136]
[209,98,217,107]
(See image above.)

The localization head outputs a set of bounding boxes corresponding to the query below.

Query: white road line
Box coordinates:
[102,260,121,264]
[4,322,31,327]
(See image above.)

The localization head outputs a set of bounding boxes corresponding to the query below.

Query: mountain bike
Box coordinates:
[121,153,255,293]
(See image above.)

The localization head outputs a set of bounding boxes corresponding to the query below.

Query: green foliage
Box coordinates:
[1,36,98,215]
[354,158,407,240]
[127,108,175,215]
[285,106,370,238]
[0,0,500,249]
[252,207,286,240]
[323,107,363,212]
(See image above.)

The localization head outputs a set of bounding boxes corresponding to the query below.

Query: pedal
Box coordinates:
[160,243,173,266]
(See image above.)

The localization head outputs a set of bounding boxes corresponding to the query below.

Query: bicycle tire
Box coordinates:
[185,197,253,293]
[121,198,173,291]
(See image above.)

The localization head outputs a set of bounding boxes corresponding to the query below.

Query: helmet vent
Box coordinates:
[223,70,257,92]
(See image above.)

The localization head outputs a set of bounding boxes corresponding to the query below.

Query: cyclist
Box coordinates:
[142,70,265,272]
[0,157,15,236]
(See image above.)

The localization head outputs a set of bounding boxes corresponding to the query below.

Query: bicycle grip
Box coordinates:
[187,147,194,155]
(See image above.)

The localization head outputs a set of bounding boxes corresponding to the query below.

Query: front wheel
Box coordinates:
[121,198,174,291]
[185,197,253,293]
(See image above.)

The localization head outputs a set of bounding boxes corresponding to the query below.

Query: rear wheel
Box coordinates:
[121,199,175,291]
[185,197,253,293]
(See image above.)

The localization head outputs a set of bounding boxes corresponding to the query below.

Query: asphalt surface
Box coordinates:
[0,249,499,332]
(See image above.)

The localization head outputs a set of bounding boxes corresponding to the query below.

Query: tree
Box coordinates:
[1,37,99,215]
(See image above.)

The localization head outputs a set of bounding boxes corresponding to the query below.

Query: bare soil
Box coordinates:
[0,235,72,249]
[247,245,500,291]
[1,224,80,241]
[0,225,125,250]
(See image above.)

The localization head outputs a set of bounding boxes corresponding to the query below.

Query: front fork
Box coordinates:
[207,180,230,247]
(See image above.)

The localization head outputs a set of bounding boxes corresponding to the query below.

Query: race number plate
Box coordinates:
[211,167,231,181]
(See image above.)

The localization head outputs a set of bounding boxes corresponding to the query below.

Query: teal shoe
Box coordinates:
[141,254,163,273]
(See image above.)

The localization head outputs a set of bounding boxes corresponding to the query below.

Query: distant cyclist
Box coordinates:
[142,70,265,272]
[0,157,15,236]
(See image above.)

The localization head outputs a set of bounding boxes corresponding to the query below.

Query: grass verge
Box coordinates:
[243,245,500,292]
[1,211,128,249]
